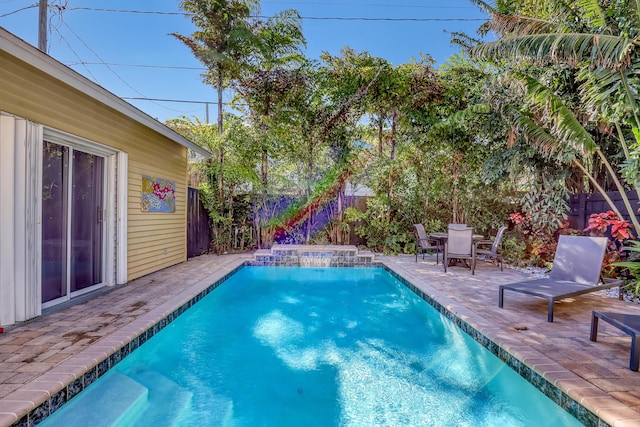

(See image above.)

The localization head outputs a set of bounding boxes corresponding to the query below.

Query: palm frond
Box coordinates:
[578,65,623,118]
[471,33,636,69]
[522,74,598,154]
[631,0,640,30]
[466,0,496,15]
[513,112,566,158]
[449,31,482,50]
[488,12,569,37]
[577,0,607,30]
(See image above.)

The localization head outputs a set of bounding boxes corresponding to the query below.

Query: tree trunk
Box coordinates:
[217,71,224,136]
[336,184,344,245]
[217,72,225,191]
[377,116,384,157]
[306,143,314,243]
[451,156,459,223]
[262,148,269,192]
[390,110,397,160]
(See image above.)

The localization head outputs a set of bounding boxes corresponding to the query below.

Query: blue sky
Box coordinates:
[0,0,489,123]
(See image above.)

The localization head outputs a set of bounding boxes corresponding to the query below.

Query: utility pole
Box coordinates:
[38,0,47,52]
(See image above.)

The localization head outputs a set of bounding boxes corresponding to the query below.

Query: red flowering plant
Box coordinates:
[585,211,633,277]
[585,211,632,242]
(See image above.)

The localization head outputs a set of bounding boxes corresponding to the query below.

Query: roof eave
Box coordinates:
[0,27,212,158]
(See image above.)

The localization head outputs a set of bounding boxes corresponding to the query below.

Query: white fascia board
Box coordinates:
[0,27,211,158]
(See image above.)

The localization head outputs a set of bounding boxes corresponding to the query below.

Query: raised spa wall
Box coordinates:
[249,244,375,267]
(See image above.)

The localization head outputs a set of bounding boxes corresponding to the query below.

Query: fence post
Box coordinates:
[577,193,587,231]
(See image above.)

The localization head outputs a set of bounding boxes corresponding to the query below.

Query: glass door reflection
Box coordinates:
[42,141,104,306]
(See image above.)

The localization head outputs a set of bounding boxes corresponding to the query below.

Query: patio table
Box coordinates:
[429,232,484,241]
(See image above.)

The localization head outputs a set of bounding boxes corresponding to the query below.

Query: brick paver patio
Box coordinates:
[0,251,639,426]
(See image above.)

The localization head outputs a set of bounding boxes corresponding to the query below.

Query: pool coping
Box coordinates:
[3,260,621,426]
[377,261,606,427]
[4,259,246,427]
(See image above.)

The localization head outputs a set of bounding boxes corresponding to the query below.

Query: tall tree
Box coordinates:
[173,0,259,213]
[173,0,258,135]
[234,9,306,247]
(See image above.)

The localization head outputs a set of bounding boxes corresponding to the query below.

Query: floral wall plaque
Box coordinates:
[141,175,176,212]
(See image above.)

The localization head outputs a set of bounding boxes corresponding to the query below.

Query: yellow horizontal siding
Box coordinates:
[0,51,190,283]
[128,232,186,247]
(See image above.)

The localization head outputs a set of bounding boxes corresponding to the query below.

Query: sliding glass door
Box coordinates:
[42,141,105,307]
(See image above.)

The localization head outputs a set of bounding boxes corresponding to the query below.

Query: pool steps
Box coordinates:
[127,365,195,426]
[39,371,148,426]
[250,244,375,267]
[39,367,195,426]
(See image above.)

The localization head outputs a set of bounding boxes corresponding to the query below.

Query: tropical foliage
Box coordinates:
[168,0,640,270]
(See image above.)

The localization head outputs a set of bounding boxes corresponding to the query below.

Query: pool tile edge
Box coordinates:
[377,261,614,427]
[5,259,622,427]
[7,260,247,427]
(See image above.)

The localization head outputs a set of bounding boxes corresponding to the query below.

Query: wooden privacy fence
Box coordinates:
[187,187,211,258]
[568,190,639,231]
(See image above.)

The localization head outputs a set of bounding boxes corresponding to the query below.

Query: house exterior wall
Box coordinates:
[0,49,188,282]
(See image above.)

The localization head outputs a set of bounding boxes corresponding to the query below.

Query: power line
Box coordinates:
[60,7,488,22]
[58,18,198,114]
[284,16,487,21]
[123,97,213,104]
[122,97,236,106]
[67,61,206,70]
[262,1,475,8]
[0,3,36,18]
[2,5,488,22]
[51,27,100,82]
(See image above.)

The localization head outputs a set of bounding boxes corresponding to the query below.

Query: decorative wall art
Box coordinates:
[141,175,176,213]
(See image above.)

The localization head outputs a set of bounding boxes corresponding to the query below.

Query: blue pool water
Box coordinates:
[42,267,581,426]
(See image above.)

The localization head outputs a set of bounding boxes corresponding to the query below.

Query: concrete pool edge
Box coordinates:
[376,261,613,427]
[6,259,246,427]
[3,260,622,426]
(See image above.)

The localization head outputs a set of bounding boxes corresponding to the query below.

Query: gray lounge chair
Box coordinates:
[498,235,623,322]
[475,226,507,271]
[414,224,442,263]
[590,311,640,371]
[444,226,476,274]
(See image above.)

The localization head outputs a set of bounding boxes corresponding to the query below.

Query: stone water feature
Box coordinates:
[249,244,375,267]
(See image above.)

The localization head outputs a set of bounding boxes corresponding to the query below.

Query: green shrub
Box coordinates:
[501,233,527,266]
[613,240,640,296]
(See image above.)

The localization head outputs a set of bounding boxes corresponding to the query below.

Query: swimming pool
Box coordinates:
[41,266,581,426]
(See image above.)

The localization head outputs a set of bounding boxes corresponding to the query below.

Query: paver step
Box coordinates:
[127,364,194,426]
[40,371,148,427]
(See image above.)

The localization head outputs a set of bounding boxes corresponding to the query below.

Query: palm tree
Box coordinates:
[230,10,306,248]
[173,0,259,135]
[469,0,640,235]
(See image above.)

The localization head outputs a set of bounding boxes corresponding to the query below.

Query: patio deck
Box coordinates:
[0,252,639,426]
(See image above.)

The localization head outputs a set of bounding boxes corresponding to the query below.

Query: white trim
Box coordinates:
[0,115,43,325]
[104,154,116,287]
[0,115,16,325]
[116,152,128,285]
[44,127,117,157]
[13,118,26,320]
[28,122,43,319]
[0,27,211,158]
